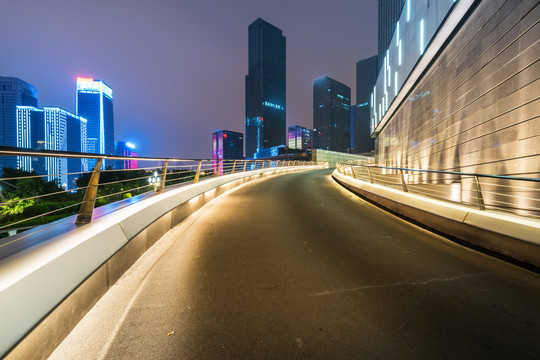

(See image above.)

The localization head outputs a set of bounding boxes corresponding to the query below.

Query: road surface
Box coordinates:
[51,169,540,359]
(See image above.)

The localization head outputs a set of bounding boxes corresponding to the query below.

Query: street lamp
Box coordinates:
[148,171,161,192]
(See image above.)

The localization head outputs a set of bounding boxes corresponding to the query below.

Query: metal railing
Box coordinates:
[336,162,540,219]
[0,147,318,236]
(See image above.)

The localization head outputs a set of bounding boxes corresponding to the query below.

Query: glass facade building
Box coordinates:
[0,77,38,170]
[15,106,45,175]
[43,107,87,188]
[76,77,114,169]
[373,0,539,214]
[313,76,351,152]
[212,130,243,160]
[16,106,87,188]
[288,125,313,151]
[115,141,138,170]
[245,18,286,159]
[355,55,378,154]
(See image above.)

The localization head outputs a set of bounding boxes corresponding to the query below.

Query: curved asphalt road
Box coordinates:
[53,169,540,359]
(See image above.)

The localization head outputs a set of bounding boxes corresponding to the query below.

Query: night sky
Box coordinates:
[1,0,377,159]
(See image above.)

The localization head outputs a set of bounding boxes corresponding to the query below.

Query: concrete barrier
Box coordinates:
[332,169,540,268]
[0,165,324,360]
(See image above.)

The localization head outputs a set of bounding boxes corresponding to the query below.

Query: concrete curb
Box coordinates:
[332,170,540,268]
[0,165,323,360]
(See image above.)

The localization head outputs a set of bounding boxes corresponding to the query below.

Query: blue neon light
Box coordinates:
[262,101,284,110]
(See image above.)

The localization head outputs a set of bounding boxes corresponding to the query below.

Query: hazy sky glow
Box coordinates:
[1,0,377,159]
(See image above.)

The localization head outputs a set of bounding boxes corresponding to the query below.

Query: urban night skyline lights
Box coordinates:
[0,0,378,159]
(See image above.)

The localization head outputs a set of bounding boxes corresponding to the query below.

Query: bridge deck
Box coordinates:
[51,169,540,359]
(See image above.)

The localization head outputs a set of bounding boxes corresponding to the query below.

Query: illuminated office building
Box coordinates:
[245,18,286,158]
[76,77,114,169]
[288,125,313,151]
[15,106,44,174]
[354,56,378,153]
[16,106,87,188]
[313,76,351,152]
[44,107,87,188]
[0,77,39,170]
[212,130,243,160]
[115,141,138,170]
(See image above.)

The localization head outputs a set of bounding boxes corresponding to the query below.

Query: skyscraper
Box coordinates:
[212,130,243,160]
[288,125,313,151]
[245,18,286,159]
[378,0,405,70]
[76,77,114,169]
[43,107,87,188]
[313,77,351,152]
[0,77,38,170]
[15,106,44,174]
[355,55,378,153]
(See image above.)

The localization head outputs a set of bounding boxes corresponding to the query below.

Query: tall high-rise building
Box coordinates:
[355,55,378,154]
[378,0,405,70]
[212,130,243,160]
[313,76,351,152]
[115,141,138,170]
[15,106,45,174]
[288,125,313,151]
[16,106,87,188]
[43,107,87,188]
[245,18,286,159]
[0,77,39,170]
[76,77,114,169]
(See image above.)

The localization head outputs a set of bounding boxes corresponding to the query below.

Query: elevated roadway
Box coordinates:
[51,169,540,359]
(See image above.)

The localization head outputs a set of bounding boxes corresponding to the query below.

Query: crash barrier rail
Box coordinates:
[336,162,540,220]
[0,146,317,236]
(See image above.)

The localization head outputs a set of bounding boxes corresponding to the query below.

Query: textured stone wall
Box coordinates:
[378,0,539,176]
[376,0,539,215]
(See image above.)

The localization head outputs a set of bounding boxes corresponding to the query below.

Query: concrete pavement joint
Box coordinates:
[311,272,493,296]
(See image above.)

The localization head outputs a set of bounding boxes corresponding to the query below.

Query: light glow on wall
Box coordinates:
[420,19,425,55]
[370,0,468,136]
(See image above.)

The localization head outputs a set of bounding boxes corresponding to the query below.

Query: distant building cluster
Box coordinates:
[0,76,137,189]
[214,8,394,161]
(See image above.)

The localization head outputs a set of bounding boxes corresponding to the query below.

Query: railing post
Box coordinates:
[474,176,486,210]
[400,169,409,193]
[276,160,280,168]
[76,158,103,225]
[243,160,248,172]
[156,160,168,194]
[216,160,223,177]
[254,160,258,170]
[193,160,203,183]
[349,164,356,179]
[366,166,374,184]
[231,160,237,174]
[287,160,291,167]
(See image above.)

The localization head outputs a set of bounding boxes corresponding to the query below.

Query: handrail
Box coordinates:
[337,162,540,219]
[0,147,321,233]
[363,165,540,183]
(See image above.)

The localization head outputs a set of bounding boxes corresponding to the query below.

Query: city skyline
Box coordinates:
[0,0,377,159]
